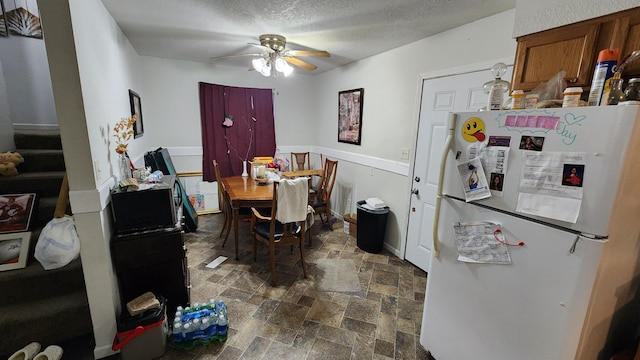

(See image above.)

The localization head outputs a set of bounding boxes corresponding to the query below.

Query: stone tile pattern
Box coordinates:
[160,214,429,360]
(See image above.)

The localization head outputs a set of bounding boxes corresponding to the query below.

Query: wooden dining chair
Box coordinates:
[290,151,316,203]
[290,152,310,171]
[213,160,252,247]
[213,160,232,244]
[250,178,309,285]
[312,158,338,231]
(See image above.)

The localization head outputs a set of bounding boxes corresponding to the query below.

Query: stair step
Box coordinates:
[13,131,62,150]
[0,171,65,198]
[1,131,93,358]
[0,291,93,357]
[16,149,66,173]
[0,258,85,308]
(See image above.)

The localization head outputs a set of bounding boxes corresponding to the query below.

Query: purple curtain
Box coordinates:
[199,82,276,181]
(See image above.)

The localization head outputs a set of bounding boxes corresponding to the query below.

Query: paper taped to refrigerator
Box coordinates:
[453,222,511,264]
[516,152,586,223]
[456,158,491,202]
[478,146,510,197]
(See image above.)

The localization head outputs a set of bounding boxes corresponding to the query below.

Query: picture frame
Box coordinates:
[0,232,31,271]
[129,89,144,138]
[0,193,37,234]
[4,0,42,39]
[338,88,364,145]
[0,0,8,37]
[177,172,221,215]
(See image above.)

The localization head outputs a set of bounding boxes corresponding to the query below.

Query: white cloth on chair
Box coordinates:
[276,177,309,223]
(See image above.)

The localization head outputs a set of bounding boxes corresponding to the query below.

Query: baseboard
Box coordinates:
[13,123,60,132]
[94,344,117,359]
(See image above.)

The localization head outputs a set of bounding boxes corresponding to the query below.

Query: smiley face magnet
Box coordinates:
[461,117,486,143]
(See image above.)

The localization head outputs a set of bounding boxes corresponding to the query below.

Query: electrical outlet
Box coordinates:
[370,167,375,176]
[400,147,410,160]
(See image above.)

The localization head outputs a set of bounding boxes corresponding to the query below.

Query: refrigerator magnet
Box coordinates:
[461,117,486,142]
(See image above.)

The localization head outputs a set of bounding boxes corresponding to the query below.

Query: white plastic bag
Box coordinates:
[35,216,80,270]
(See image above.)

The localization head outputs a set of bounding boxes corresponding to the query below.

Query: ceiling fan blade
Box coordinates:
[284,56,317,71]
[286,50,330,58]
[210,53,264,61]
[248,43,275,53]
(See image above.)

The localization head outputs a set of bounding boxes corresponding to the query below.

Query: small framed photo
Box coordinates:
[0,0,8,37]
[338,88,364,145]
[4,0,42,39]
[562,164,585,187]
[519,135,544,151]
[0,193,37,234]
[129,89,144,138]
[0,232,31,271]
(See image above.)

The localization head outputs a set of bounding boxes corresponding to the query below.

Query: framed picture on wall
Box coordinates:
[0,232,31,271]
[4,0,42,39]
[0,193,37,234]
[0,1,8,37]
[129,89,144,138]
[338,88,364,145]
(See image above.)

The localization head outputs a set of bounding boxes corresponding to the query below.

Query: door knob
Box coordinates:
[411,188,419,195]
[414,176,421,182]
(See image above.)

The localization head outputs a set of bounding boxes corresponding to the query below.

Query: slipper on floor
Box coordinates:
[33,345,63,360]
[9,342,41,360]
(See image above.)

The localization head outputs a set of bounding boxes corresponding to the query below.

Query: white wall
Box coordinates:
[513,0,639,37]
[137,10,517,257]
[0,32,57,127]
[312,9,518,254]
[39,0,147,357]
[0,59,13,151]
[138,56,316,172]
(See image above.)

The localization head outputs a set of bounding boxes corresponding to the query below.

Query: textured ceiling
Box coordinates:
[102,0,516,74]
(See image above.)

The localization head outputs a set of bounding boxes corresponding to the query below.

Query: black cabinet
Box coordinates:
[110,178,190,316]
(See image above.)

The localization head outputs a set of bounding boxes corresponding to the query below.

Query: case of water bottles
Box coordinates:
[171,299,228,350]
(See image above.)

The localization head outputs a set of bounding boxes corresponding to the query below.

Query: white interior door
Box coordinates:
[404,64,513,272]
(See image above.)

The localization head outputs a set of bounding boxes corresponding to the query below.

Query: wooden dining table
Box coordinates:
[220,175,274,260]
[221,171,324,259]
[281,169,323,178]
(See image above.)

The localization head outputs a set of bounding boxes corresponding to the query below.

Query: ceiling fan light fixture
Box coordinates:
[252,58,266,71]
[275,57,287,72]
[260,64,271,77]
[282,62,294,77]
[252,57,271,77]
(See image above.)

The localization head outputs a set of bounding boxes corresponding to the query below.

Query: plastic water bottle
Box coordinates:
[209,311,218,337]
[216,301,227,316]
[217,313,228,341]
[192,318,201,333]
[183,322,192,341]
[172,322,183,342]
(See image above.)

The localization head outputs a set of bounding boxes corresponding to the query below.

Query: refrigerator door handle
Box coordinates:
[433,113,457,258]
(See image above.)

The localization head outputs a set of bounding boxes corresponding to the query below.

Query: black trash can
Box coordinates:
[356,200,390,253]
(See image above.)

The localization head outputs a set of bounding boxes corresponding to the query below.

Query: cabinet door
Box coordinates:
[612,11,640,78]
[512,23,600,91]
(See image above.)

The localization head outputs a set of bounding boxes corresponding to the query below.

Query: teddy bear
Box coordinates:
[0,152,24,176]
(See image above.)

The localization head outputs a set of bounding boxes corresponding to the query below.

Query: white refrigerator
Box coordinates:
[420,105,640,360]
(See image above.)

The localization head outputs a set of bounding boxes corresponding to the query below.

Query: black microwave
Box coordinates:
[110,175,180,235]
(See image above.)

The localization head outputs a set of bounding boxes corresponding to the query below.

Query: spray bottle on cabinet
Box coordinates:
[588,49,620,106]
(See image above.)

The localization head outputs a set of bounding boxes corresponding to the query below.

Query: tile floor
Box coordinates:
[65,213,430,360]
[157,212,430,360]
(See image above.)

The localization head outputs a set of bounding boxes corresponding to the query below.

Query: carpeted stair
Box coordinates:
[0,131,93,357]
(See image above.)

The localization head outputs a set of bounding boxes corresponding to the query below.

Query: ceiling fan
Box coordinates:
[212,34,330,77]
